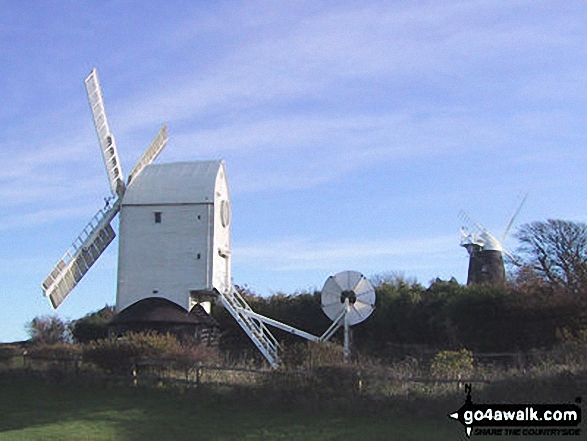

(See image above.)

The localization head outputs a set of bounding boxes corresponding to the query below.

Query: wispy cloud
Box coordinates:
[170,109,512,193]
[0,204,100,232]
[233,233,458,272]
[1,0,585,344]
[3,0,582,216]
[88,0,586,198]
[0,116,113,212]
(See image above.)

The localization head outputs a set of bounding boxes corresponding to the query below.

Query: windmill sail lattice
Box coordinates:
[85,69,124,197]
[42,201,120,308]
[42,68,167,309]
[128,125,168,185]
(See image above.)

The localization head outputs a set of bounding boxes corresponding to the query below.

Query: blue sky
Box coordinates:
[1,1,586,342]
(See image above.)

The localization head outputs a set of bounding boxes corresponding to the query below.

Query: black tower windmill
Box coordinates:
[459,195,527,285]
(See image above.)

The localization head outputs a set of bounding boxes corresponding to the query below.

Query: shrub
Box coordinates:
[0,346,17,360]
[26,342,81,359]
[26,315,70,344]
[430,349,474,379]
[555,328,587,366]
[165,344,221,380]
[303,341,343,369]
[83,331,181,374]
[312,364,363,398]
[280,341,343,369]
[71,305,114,343]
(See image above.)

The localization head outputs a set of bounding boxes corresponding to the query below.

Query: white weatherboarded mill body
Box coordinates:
[117,161,231,314]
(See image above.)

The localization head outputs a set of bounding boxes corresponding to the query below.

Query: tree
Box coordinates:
[515,219,587,294]
[71,305,115,343]
[26,315,70,344]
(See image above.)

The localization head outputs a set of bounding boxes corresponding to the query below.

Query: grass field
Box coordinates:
[0,370,458,441]
[0,370,582,440]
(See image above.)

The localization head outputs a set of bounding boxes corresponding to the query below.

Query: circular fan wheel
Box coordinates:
[321,270,375,326]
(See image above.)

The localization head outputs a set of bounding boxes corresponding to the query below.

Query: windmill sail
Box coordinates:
[42,69,169,310]
[501,193,528,243]
[42,202,120,308]
[85,69,125,197]
[128,125,168,185]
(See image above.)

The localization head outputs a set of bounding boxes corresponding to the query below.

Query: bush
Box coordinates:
[71,305,114,343]
[555,328,587,366]
[280,341,343,369]
[83,331,181,374]
[304,341,344,368]
[26,315,70,344]
[312,364,363,398]
[430,349,474,379]
[165,344,221,380]
[0,346,18,360]
[444,286,507,352]
[26,342,81,359]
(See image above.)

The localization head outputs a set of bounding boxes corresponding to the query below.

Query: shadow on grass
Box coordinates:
[0,370,459,441]
[0,368,584,441]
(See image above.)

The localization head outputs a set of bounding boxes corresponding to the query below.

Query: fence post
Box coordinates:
[196,366,202,387]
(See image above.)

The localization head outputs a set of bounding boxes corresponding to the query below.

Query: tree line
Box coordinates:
[215,276,586,361]
[26,219,587,362]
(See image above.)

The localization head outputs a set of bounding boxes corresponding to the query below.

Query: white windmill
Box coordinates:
[41,69,231,338]
[459,195,527,285]
[41,69,376,367]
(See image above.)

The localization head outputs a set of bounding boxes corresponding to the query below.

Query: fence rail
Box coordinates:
[0,351,500,399]
[0,345,583,400]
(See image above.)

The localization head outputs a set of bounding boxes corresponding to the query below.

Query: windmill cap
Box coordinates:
[480,232,502,251]
[122,161,225,205]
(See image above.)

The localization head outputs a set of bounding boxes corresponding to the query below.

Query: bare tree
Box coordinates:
[515,219,587,294]
[26,315,70,344]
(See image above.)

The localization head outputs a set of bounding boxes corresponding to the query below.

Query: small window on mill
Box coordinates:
[154,212,162,223]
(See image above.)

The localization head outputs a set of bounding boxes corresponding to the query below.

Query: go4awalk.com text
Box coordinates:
[448,384,581,437]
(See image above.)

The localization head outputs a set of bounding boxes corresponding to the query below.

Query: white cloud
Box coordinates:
[0,128,111,210]
[0,204,101,231]
[233,233,458,272]
[169,109,512,194]
[86,1,587,199]
[109,1,574,132]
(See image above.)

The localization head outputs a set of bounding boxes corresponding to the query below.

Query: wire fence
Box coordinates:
[0,342,584,403]
[0,350,576,402]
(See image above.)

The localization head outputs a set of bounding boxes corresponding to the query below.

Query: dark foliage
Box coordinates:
[26,315,70,344]
[83,331,182,374]
[211,274,587,363]
[70,305,114,343]
[352,276,587,358]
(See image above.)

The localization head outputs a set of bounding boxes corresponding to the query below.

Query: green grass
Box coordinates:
[0,369,583,440]
[0,371,460,441]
